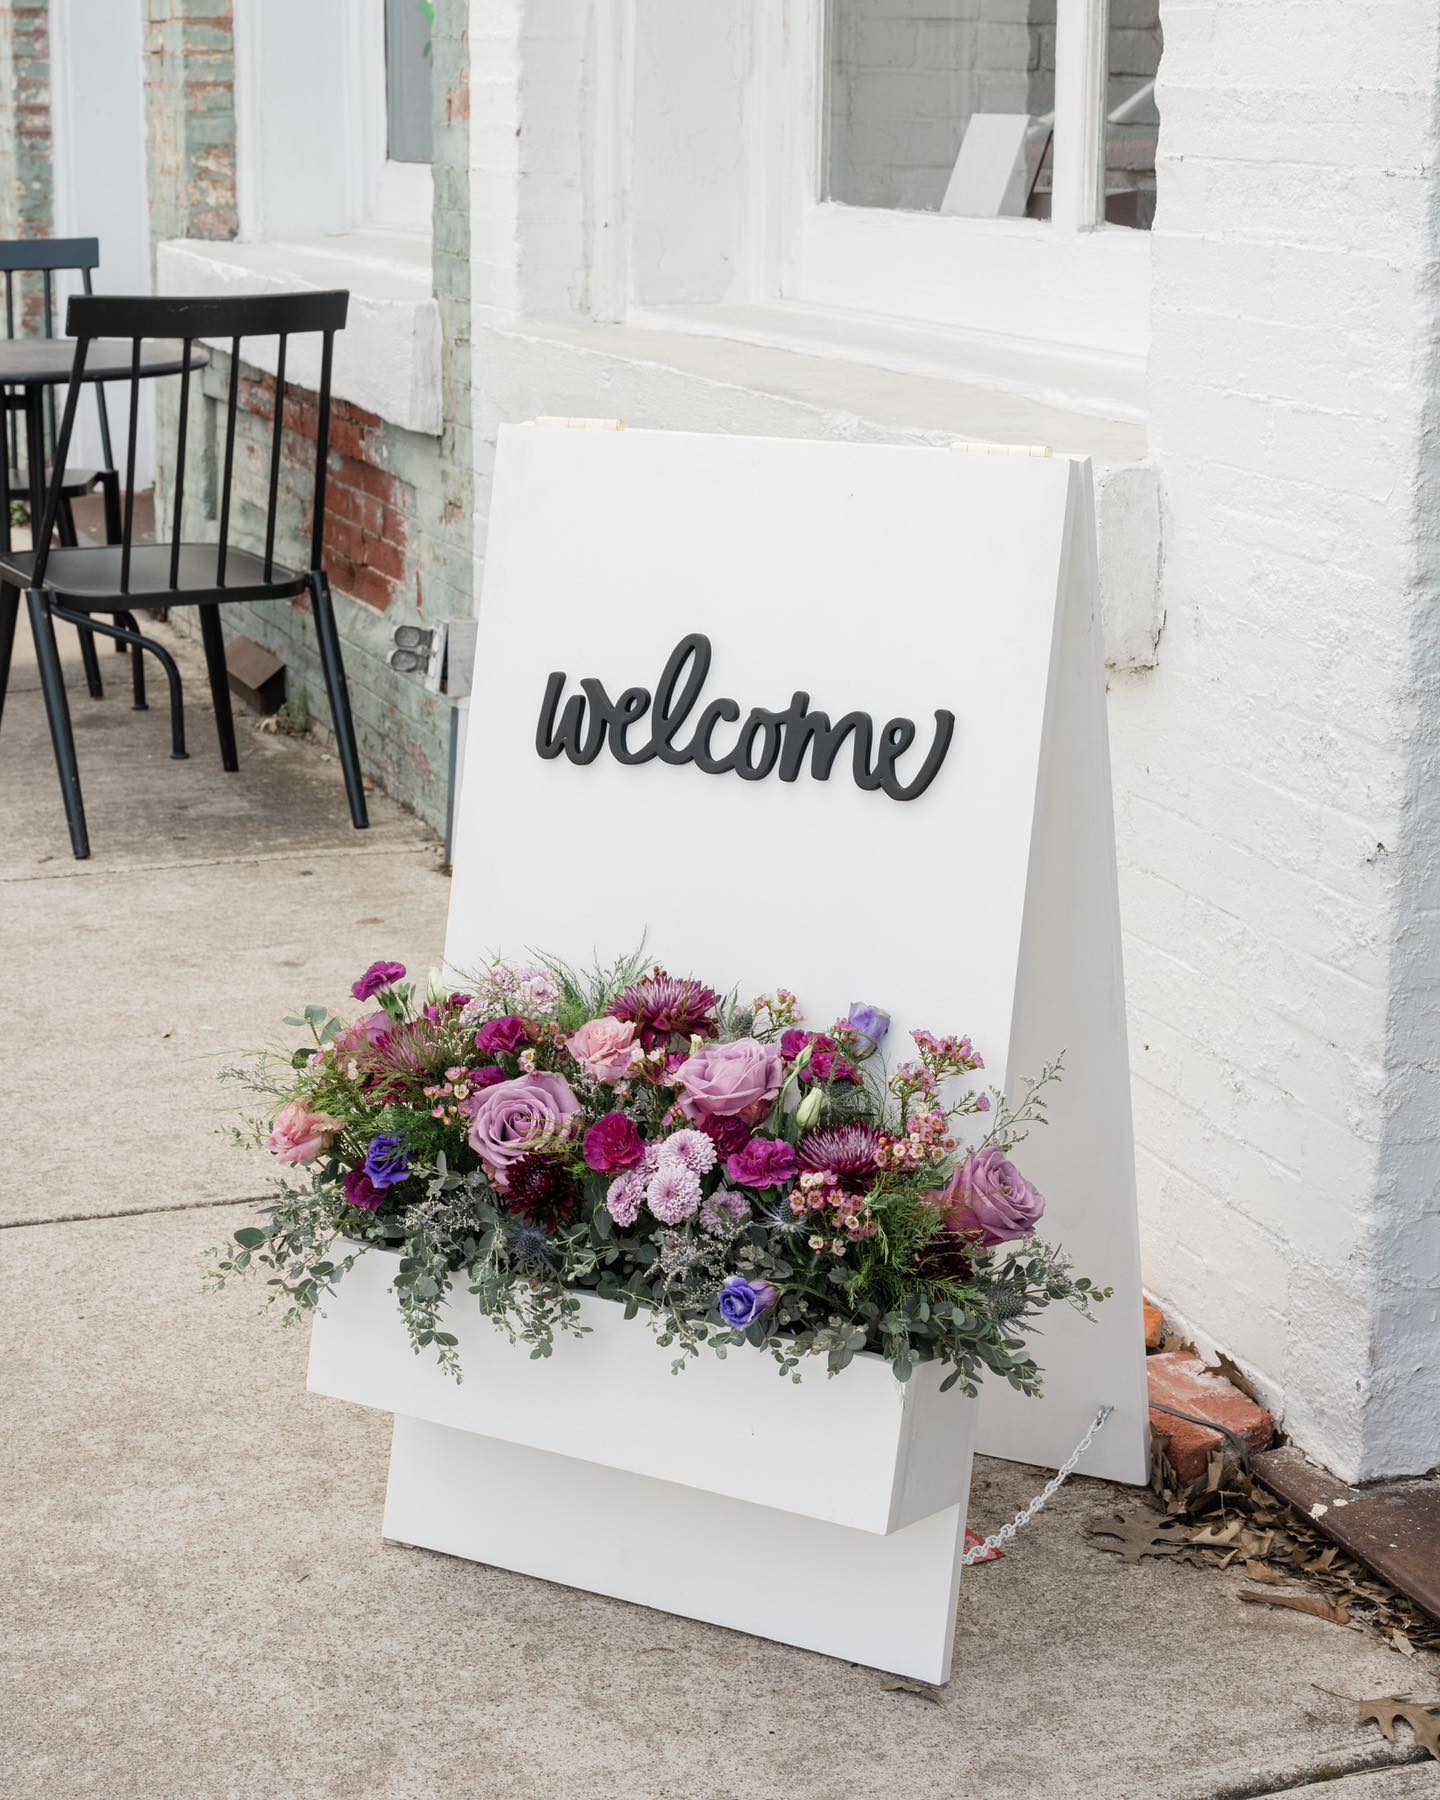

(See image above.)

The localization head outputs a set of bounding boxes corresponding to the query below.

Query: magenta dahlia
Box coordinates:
[797,1123,882,1189]
[609,968,719,1050]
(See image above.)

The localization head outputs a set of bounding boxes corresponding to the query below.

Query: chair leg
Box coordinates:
[99,471,122,546]
[116,610,148,710]
[198,606,238,772]
[100,478,126,659]
[309,572,369,830]
[28,590,90,860]
[54,495,108,699]
[0,582,17,738]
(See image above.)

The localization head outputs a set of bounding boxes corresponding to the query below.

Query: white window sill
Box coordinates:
[628,300,1148,429]
[474,306,1161,668]
[156,233,442,436]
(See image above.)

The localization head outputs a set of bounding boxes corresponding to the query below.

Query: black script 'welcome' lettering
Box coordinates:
[535,633,954,803]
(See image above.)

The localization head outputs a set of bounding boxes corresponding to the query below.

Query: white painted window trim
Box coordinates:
[233,0,432,242]
[603,0,1149,402]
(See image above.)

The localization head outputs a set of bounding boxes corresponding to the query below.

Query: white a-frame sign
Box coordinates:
[427,424,1144,1673]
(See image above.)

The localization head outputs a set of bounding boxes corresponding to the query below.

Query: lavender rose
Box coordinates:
[352,961,406,1002]
[674,1037,783,1125]
[719,1275,778,1329]
[725,1137,798,1191]
[466,1072,581,1188]
[944,1148,1045,1245]
[583,1111,645,1174]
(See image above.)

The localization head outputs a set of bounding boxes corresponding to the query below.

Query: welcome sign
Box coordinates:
[446,423,1147,1488]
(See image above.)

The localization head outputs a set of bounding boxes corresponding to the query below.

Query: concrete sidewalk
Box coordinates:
[4,621,1437,1800]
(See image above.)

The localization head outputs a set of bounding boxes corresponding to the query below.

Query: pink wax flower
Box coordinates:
[332,1011,393,1055]
[466,1072,581,1187]
[725,1137,799,1191]
[352,961,406,1002]
[566,1016,639,1083]
[583,1111,645,1173]
[941,1148,1045,1246]
[266,1102,340,1166]
[476,1015,532,1058]
[674,1037,783,1125]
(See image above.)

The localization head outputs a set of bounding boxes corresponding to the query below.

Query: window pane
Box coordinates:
[386,0,434,165]
[826,0,1056,219]
[1105,2,1161,228]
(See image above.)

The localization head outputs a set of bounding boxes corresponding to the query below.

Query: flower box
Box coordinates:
[309,1242,980,1681]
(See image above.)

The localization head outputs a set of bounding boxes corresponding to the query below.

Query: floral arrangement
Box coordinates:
[211,951,1106,1393]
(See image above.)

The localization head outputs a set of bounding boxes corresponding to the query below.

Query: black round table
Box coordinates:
[0,337,208,693]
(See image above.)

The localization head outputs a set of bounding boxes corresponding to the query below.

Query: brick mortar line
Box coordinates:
[1,1194,270,1231]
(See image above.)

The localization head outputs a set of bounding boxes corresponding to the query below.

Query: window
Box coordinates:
[823,0,1160,230]
[385,0,434,167]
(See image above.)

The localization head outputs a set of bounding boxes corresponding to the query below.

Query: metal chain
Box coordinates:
[961,1404,1115,1566]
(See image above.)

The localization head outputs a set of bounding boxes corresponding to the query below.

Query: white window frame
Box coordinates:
[613,0,1149,393]
[234,0,432,242]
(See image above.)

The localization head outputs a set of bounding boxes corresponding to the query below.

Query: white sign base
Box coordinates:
[384,1419,974,1683]
[445,425,1148,1491]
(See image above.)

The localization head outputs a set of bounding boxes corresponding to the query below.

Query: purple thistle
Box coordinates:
[797,1123,882,1180]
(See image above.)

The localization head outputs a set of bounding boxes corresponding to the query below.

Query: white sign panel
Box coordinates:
[447,424,1147,1486]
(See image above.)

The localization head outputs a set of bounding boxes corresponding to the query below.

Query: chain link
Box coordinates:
[961,1404,1114,1566]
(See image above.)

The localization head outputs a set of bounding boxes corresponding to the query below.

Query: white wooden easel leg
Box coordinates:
[382,1416,972,1683]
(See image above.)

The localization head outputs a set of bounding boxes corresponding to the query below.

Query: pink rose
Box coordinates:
[567,1016,638,1083]
[266,1102,341,1166]
[674,1038,783,1126]
[332,1011,393,1055]
[941,1148,1045,1246]
[466,1072,581,1188]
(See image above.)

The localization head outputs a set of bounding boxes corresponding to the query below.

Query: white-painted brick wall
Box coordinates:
[1123,0,1440,1479]
[467,0,1440,1480]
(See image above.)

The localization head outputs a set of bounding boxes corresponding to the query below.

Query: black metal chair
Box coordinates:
[0,236,138,704]
[0,288,369,861]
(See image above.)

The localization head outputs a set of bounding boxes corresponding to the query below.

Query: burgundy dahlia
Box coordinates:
[504,1155,582,1232]
[797,1123,882,1188]
[609,967,719,1050]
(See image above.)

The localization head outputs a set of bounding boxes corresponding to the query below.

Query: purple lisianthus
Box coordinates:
[719,1275,778,1329]
[466,1072,581,1188]
[352,961,406,1002]
[343,1166,386,1212]
[363,1134,411,1190]
[725,1137,798,1191]
[584,1111,645,1173]
[475,1014,532,1057]
[674,1037,783,1125]
[846,1002,891,1055]
[942,1147,1045,1246]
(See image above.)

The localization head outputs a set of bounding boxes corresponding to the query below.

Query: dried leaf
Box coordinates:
[880,1679,941,1703]
[1355,1698,1440,1761]
[1189,1518,1244,1549]
[1086,1513,1188,1564]
[1240,1587,1351,1627]
[1388,1631,1417,1660]
[1244,1560,1286,1584]
[1306,1546,1339,1572]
